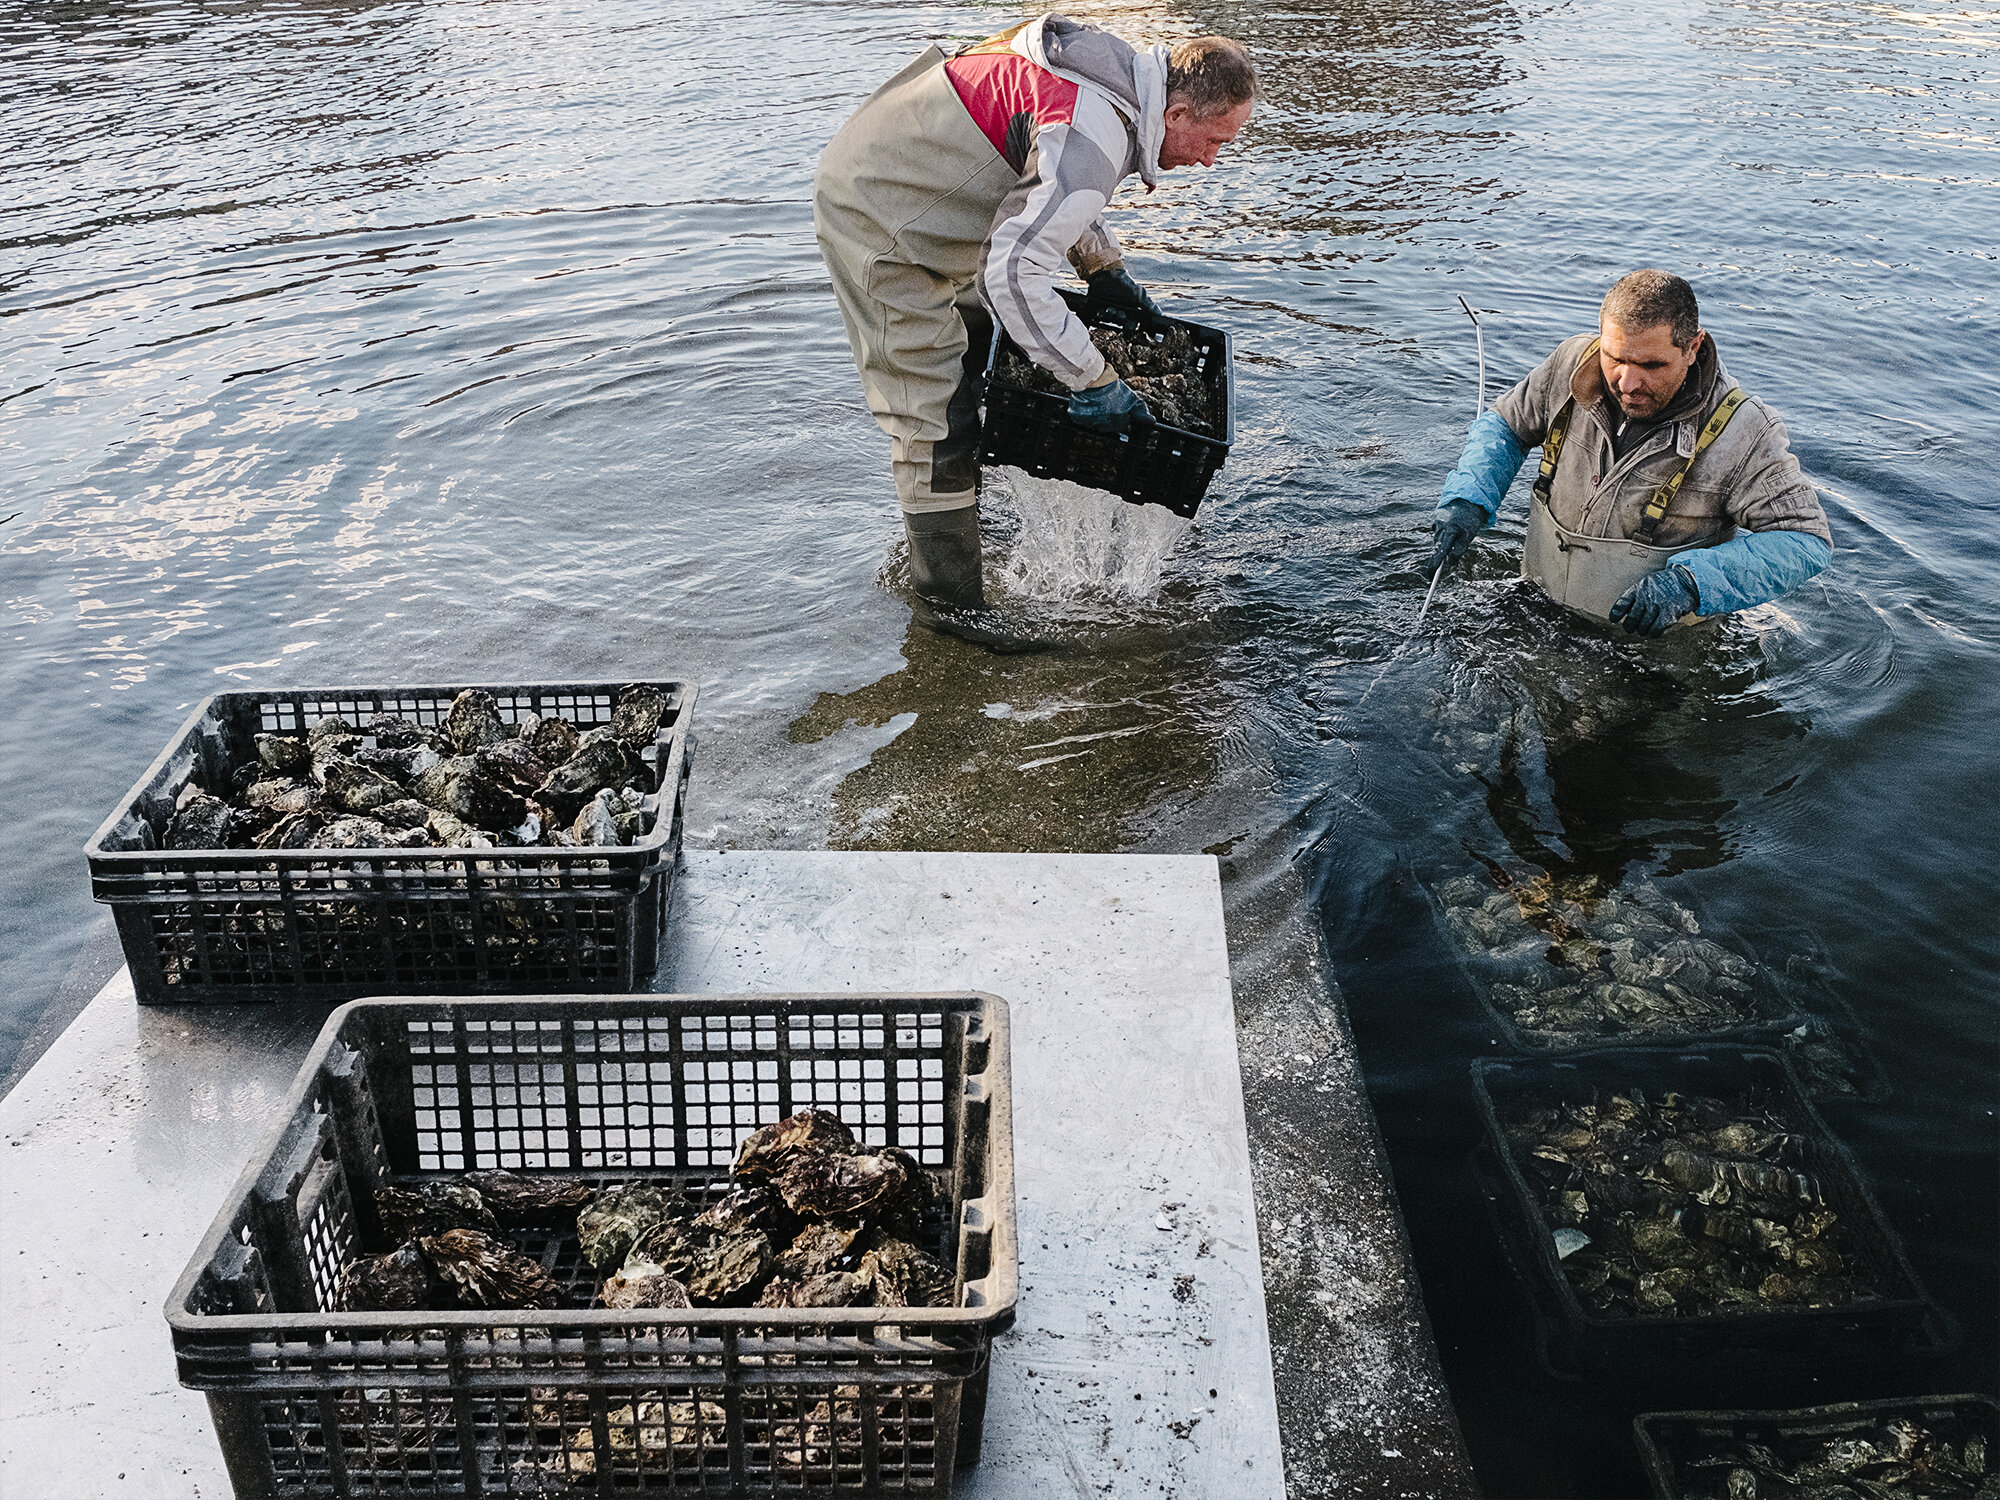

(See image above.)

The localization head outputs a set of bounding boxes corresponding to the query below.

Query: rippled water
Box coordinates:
[3,0,1995,1490]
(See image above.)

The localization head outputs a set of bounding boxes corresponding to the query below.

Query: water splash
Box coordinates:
[989,467,1188,604]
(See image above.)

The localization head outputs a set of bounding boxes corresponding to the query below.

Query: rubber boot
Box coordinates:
[932,304,993,497]
[902,507,1051,655]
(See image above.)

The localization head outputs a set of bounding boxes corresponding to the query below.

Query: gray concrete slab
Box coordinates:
[1,850,1284,1498]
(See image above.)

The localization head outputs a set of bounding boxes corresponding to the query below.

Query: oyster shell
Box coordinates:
[460,1169,594,1227]
[320,758,406,814]
[601,1259,692,1310]
[426,809,494,849]
[772,1222,861,1281]
[571,789,622,846]
[857,1237,952,1308]
[521,714,582,766]
[754,1271,870,1310]
[166,787,233,850]
[732,1109,859,1183]
[378,1181,497,1243]
[776,1149,911,1221]
[693,1183,794,1238]
[556,1399,726,1476]
[419,1228,563,1309]
[535,737,648,821]
[439,769,526,832]
[576,1184,683,1273]
[441,689,509,755]
[254,733,310,774]
[681,1228,773,1306]
[373,797,433,830]
[338,1243,441,1312]
[365,714,424,750]
[610,684,668,746]
[305,815,404,849]
[474,740,548,796]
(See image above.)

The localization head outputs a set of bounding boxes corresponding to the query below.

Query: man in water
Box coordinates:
[815,17,1257,649]
[1430,270,1831,634]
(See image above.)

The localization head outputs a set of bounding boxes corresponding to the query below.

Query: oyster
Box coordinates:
[694,1183,795,1238]
[320,758,406,814]
[857,1237,952,1308]
[732,1109,859,1182]
[166,787,234,850]
[441,689,510,755]
[576,1184,683,1272]
[474,740,549,796]
[754,1270,870,1310]
[772,1222,861,1281]
[438,769,526,831]
[426,809,493,849]
[418,1228,563,1309]
[626,1219,773,1306]
[373,797,433,830]
[556,1399,726,1476]
[338,1243,441,1312]
[609,684,668,746]
[254,732,311,774]
[600,1260,692,1310]
[535,737,648,821]
[460,1169,594,1227]
[378,1181,497,1243]
[520,713,582,766]
[365,714,424,750]
[776,1148,911,1221]
[572,789,621,846]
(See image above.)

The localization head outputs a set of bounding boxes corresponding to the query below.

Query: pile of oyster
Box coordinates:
[577,1108,952,1314]
[1435,869,1778,1047]
[997,321,1219,435]
[1503,1089,1883,1318]
[1673,1412,1991,1498]
[338,1169,595,1312]
[161,686,668,853]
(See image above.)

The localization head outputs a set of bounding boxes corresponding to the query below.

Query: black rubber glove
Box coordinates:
[1610,564,1701,637]
[1068,377,1151,434]
[1083,265,1162,325]
[1429,499,1487,573]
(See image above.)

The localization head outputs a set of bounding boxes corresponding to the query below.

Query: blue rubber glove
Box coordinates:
[1068,377,1151,434]
[1430,499,1486,572]
[1083,265,1161,325]
[1610,564,1700,637]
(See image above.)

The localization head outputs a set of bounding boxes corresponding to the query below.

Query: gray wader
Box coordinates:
[1522,351,1751,628]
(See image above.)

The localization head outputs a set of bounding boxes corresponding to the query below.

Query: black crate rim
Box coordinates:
[980,287,1234,517]
[1632,1393,2000,1500]
[86,679,695,866]
[1424,877,1807,1057]
[166,991,1021,1343]
[1470,1047,1936,1338]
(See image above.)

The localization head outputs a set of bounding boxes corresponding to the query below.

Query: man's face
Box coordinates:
[1159,98,1254,169]
[1598,319,1704,420]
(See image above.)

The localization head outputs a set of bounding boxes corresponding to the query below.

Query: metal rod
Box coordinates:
[1420,296,1488,624]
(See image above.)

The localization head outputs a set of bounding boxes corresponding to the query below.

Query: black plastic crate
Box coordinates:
[1425,873,1807,1057]
[1634,1394,1999,1499]
[168,992,1018,1498]
[1471,1048,1943,1381]
[86,681,695,1004]
[980,288,1233,518]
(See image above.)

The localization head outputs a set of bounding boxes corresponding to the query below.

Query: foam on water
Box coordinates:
[990,467,1188,605]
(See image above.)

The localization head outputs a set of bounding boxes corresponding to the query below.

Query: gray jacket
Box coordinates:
[1494,333,1831,547]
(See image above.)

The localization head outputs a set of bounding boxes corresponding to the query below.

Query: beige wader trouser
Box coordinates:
[813,48,1019,515]
[1522,354,1751,629]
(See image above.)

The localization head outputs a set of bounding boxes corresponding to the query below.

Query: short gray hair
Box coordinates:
[1166,37,1258,119]
[1601,269,1701,349]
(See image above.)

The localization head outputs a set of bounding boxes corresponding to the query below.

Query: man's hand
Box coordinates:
[1083,265,1162,325]
[1068,377,1151,434]
[1429,499,1486,573]
[1610,564,1700,636]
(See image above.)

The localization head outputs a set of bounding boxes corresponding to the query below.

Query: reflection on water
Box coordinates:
[3,0,1997,1490]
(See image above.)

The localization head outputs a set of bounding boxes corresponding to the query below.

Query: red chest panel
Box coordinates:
[944,51,1079,170]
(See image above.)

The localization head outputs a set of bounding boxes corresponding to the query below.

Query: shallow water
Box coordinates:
[3,0,1995,1490]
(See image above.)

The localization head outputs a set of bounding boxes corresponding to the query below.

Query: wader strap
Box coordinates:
[1530,338,1599,506]
[1634,385,1751,544]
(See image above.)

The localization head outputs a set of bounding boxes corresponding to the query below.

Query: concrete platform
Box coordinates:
[1,851,1284,1498]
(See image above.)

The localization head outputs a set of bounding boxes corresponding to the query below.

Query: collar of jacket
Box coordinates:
[1012,14,1170,189]
[1567,330,1729,456]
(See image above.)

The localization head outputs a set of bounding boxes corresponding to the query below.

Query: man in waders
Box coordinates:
[814,17,1257,650]
[1430,270,1831,634]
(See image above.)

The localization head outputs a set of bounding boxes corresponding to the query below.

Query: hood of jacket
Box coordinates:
[1012,14,1170,189]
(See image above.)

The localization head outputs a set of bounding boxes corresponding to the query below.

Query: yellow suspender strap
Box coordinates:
[1634,385,1750,543]
[1531,338,1599,506]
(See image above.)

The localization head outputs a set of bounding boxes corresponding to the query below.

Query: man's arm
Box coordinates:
[982,96,1132,390]
[1679,400,1832,614]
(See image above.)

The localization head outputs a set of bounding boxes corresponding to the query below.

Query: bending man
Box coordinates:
[1432,270,1831,635]
[815,16,1256,647]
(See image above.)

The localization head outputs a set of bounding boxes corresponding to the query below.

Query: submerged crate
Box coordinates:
[168,993,1018,1498]
[1472,1048,1942,1382]
[980,289,1234,518]
[86,681,695,1003]
[1634,1394,1999,1499]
